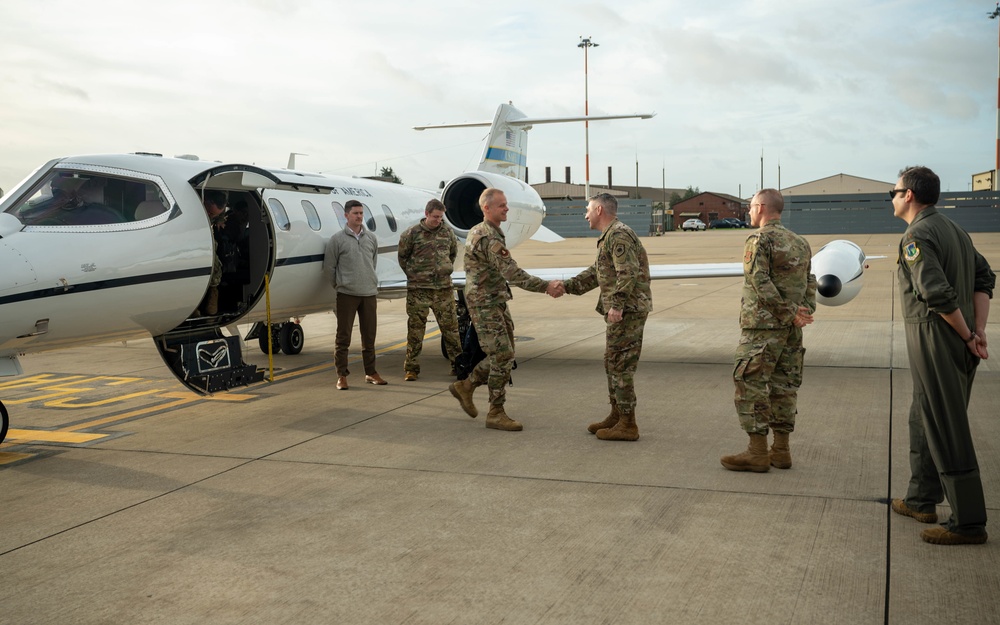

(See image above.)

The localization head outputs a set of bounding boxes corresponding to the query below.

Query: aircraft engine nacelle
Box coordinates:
[439,171,545,245]
[812,240,866,307]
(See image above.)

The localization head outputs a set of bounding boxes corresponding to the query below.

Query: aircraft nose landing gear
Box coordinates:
[248,321,304,355]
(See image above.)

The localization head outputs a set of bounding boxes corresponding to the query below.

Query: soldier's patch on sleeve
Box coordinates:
[743,237,758,264]
[903,241,921,263]
[614,243,626,258]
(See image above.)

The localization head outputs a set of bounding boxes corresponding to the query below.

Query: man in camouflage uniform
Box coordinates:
[563,193,652,441]
[397,199,462,381]
[448,188,562,431]
[199,189,227,316]
[721,188,816,473]
[889,166,993,546]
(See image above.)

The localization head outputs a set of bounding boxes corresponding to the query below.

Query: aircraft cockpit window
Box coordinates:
[7,171,167,227]
[301,199,321,231]
[267,197,290,231]
[380,204,398,233]
[331,201,347,229]
[362,203,376,232]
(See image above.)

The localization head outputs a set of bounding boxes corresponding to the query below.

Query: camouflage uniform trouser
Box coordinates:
[606,311,648,414]
[468,304,514,408]
[733,326,804,435]
[404,287,462,374]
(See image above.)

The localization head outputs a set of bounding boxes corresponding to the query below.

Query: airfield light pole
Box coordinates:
[579,36,599,200]
[991,4,1000,190]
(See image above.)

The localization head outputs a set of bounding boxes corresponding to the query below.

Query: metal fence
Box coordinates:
[542,199,656,238]
[541,192,1000,237]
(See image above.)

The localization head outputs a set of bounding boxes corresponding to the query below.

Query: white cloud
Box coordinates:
[0,0,996,197]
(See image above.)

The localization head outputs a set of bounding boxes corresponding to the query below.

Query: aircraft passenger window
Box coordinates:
[7,170,163,226]
[362,203,376,232]
[301,199,321,231]
[381,204,398,232]
[331,201,347,229]
[267,197,290,231]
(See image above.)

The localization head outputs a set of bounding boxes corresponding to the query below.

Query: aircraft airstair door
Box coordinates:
[153,326,264,395]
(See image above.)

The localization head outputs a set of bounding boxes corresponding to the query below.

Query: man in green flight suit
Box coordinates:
[563,193,652,441]
[448,188,563,431]
[721,188,816,473]
[889,165,994,546]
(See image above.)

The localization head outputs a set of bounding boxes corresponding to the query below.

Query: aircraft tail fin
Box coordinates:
[414,103,655,182]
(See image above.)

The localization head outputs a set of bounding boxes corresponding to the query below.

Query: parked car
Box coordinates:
[725,218,750,228]
[709,219,741,229]
[681,218,706,231]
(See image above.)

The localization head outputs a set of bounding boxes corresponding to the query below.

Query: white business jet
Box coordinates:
[0,102,869,443]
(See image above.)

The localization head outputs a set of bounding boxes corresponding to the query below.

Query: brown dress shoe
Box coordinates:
[336,376,349,390]
[920,526,987,545]
[890,499,937,523]
[404,372,418,382]
[365,373,388,385]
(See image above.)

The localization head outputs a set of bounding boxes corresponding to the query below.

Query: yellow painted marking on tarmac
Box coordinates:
[0,451,36,465]
[56,397,202,431]
[5,429,107,444]
[0,374,88,390]
[44,389,166,408]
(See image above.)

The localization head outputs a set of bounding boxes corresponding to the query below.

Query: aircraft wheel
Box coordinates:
[0,400,8,444]
[279,323,304,355]
[258,325,282,355]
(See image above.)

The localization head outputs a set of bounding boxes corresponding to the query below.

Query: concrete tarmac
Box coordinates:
[1,231,998,624]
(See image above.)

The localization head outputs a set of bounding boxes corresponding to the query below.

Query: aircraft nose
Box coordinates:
[817,274,842,298]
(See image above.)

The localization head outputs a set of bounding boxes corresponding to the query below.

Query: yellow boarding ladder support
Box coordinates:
[265,273,274,382]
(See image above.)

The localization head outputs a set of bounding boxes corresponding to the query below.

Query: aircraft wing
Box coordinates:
[518,263,743,282]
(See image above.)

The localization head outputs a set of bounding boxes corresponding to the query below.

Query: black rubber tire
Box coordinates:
[258,326,281,354]
[279,323,304,355]
[0,400,8,445]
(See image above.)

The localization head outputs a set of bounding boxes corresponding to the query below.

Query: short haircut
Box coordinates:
[756,188,784,214]
[898,166,940,206]
[479,188,505,209]
[203,190,227,207]
[345,199,364,213]
[589,192,618,216]
[425,198,446,213]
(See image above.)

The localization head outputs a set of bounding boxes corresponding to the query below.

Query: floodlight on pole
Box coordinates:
[990,3,1000,190]
[578,36,599,200]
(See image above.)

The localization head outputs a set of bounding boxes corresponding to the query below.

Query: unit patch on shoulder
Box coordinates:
[614,243,626,257]
[743,238,758,264]
[903,241,921,263]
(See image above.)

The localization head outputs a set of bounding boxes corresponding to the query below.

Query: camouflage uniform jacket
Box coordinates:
[740,220,817,329]
[397,218,458,290]
[463,220,547,307]
[897,206,995,324]
[564,219,652,315]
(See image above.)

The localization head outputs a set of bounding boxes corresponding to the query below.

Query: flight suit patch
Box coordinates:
[903,241,920,263]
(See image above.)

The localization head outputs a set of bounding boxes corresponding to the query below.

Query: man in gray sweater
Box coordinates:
[324,200,386,390]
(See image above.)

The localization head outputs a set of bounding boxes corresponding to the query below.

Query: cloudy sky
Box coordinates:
[1,0,997,198]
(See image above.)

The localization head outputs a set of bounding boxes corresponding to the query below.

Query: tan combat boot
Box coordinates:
[596,408,639,441]
[485,405,522,431]
[770,430,792,469]
[449,378,479,418]
[721,433,770,472]
[588,402,621,434]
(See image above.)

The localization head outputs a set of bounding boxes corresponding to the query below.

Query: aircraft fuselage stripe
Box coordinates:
[2,246,404,304]
[0,267,211,306]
